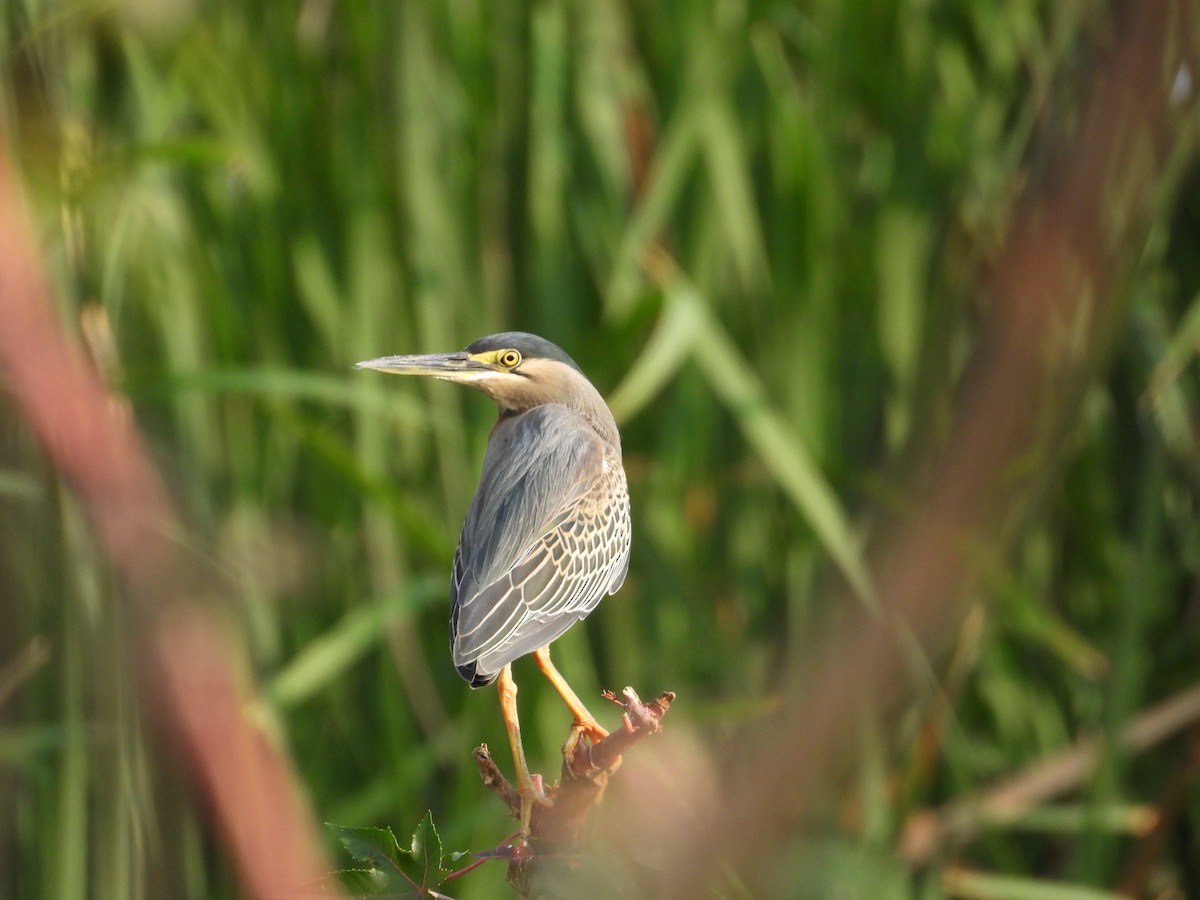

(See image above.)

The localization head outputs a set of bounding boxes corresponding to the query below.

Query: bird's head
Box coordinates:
[357,332,617,442]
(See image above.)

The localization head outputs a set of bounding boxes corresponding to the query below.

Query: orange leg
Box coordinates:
[497,663,546,834]
[532,647,608,742]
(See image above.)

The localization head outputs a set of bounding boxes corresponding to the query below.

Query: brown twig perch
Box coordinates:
[474,686,675,854]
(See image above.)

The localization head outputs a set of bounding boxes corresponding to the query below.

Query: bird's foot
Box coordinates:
[572,716,609,744]
[560,719,607,763]
[562,720,622,780]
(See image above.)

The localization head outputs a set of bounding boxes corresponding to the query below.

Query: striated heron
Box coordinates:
[357,332,631,833]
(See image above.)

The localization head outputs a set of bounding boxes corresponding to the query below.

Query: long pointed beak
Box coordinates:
[354,351,491,384]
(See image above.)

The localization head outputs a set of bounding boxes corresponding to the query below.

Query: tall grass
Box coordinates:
[3,0,1199,897]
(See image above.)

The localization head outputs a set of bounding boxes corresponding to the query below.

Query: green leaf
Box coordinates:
[330,824,405,872]
[333,869,390,894]
[406,811,445,886]
[327,814,465,898]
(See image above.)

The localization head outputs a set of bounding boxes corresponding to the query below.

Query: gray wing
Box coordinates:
[450,404,631,682]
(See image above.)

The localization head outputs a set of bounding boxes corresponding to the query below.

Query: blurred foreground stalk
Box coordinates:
[0,151,334,898]
[637,2,1200,894]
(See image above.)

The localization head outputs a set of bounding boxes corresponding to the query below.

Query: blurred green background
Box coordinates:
[3,0,1200,897]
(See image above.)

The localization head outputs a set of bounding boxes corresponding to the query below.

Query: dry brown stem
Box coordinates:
[900,680,1200,864]
[475,686,675,852]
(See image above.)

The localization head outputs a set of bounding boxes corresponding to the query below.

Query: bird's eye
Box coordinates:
[498,350,522,368]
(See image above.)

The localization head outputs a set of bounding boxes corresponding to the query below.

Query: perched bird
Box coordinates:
[357,332,631,832]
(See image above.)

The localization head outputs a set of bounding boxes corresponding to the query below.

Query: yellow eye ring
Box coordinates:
[498,350,522,368]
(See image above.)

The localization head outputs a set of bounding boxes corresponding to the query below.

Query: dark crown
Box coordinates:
[465,332,583,374]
